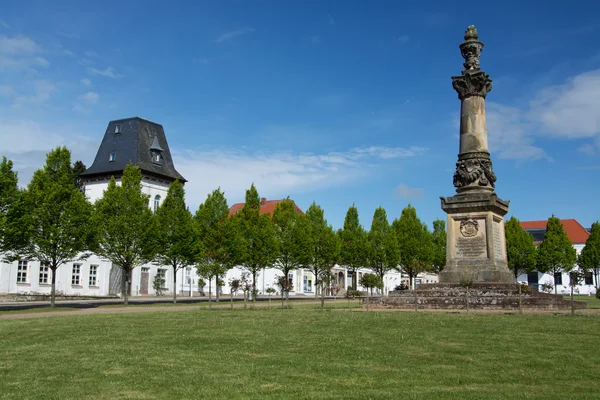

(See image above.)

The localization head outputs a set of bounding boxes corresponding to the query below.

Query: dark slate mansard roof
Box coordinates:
[80,117,186,183]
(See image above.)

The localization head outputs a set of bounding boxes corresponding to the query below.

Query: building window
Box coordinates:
[72,264,81,286]
[303,275,312,292]
[39,263,50,284]
[152,152,161,163]
[185,267,192,285]
[584,271,594,285]
[89,265,98,286]
[109,152,116,162]
[153,195,161,212]
[115,124,121,134]
[17,260,28,284]
[527,271,538,286]
[554,272,562,286]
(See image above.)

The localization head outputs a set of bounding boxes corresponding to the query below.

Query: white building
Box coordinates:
[517,219,595,295]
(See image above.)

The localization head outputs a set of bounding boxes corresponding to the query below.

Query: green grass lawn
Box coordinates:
[1,309,599,399]
[564,295,600,309]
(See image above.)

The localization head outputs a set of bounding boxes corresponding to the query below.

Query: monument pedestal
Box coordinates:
[439,192,514,283]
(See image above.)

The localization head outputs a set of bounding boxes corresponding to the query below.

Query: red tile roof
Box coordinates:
[228,198,304,217]
[519,219,590,244]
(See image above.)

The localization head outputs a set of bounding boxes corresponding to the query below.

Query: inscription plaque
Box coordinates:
[455,235,487,258]
[493,222,503,260]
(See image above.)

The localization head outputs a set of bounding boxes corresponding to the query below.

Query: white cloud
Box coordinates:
[394,183,425,199]
[81,78,92,86]
[79,91,99,104]
[175,146,424,209]
[88,66,122,79]
[0,35,40,54]
[214,27,255,43]
[397,35,410,44]
[14,80,55,105]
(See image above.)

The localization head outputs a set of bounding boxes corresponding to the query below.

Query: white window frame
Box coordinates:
[89,265,98,287]
[72,264,81,286]
[115,124,121,134]
[17,260,28,284]
[39,263,51,285]
[109,152,116,162]
[153,195,161,212]
[157,268,167,288]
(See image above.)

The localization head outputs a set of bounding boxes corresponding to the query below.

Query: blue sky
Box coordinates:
[1,0,599,230]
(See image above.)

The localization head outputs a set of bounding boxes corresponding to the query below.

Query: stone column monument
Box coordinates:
[439,26,514,283]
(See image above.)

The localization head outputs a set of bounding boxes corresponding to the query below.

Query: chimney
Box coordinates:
[260,197,267,205]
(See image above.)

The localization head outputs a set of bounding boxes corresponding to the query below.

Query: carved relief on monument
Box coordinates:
[453,155,496,190]
[454,217,487,259]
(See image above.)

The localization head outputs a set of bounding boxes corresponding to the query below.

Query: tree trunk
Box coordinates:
[321,283,325,311]
[123,268,129,306]
[231,290,234,309]
[366,287,369,312]
[554,269,558,295]
[571,284,575,316]
[208,278,212,309]
[50,266,57,309]
[244,291,248,309]
[413,287,418,312]
[216,275,220,303]
[281,291,284,310]
[595,269,599,290]
[518,282,523,314]
[172,265,177,304]
[269,296,272,310]
[252,270,257,305]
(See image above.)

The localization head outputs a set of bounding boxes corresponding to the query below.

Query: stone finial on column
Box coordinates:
[451,26,492,100]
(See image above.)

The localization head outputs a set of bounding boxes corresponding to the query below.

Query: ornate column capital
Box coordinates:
[451,26,493,100]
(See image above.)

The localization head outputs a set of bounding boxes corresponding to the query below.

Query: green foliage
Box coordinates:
[339,204,367,289]
[272,198,310,296]
[152,273,165,296]
[579,222,600,288]
[505,216,537,279]
[0,156,19,254]
[366,207,399,291]
[392,205,432,287]
[305,202,340,297]
[91,164,156,304]
[155,180,198,303]
[235,184,278,300]
[9,147,93,307]
[537,215,577,293]
[72,160,87,193]
[359,273,383,292]
[431,219,447,273]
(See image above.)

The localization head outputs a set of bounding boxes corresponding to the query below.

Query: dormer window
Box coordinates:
[115,125,121,134]
[109,152,116,162]
[150,135,164,165]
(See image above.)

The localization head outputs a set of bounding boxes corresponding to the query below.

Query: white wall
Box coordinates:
[84,177,170,209]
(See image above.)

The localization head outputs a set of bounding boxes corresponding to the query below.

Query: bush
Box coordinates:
[153,274,165,296]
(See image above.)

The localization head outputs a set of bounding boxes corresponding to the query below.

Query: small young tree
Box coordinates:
[392,205,433,289]
[229,278,241,309]
[8,148,93,308]
[505,216,537,280]
[196,263,224,309]
[0,157,19,255]
[239,272,253,309]
[92,164,156,305]
[305,202,340,310]
[154,181,199,304]
[537,216,577,294]
[339,204,367,290]
[359,273,383,311]
[153,273,165,296]
[235,184,278,303]
[265,287,277,309]
[579,222,600,289]
[272,198,310,301]
[431,219,447,273]
[366,207,399,295]
[275,275,293,309]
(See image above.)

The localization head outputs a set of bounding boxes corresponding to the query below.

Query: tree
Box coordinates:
[0,157,19,255]
[366,207,399,295]
[505,216,537,280]
[154,180,198,304]
[431,219,447,273]
[359,273,383,311]
[537,215,577,295]
[228,278,241,309]
[305,202,340,309]
[392,205,432,289]
[579,222,600,289]
[91,164,156,305]
[272,198,310,301]
[235,184,278,303]
[339,204,367,290]
[72,160,87,193]
[194,188,236,305]
[9,148,93,308]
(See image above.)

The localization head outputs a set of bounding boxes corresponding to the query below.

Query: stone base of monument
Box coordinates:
[378,283,587,310]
